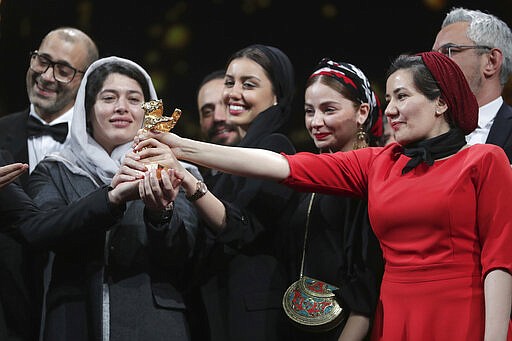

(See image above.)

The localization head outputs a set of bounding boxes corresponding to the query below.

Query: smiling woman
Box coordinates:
[87,70,148,154]
[24,56,202,341]
[130,44,304,341]
[133,51,512,341]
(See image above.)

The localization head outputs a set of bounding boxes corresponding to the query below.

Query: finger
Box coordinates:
[173,169,185,181]
[165,169,183,192]
[143,171,159,207]
[133,138,160,152]
[160,169,181,204]
[0,177,14,187]
[0,169,26,186]
[161,169,175,192]
[124,151,141,161]
[0,163,28,177]
[150,169,168,205]
[111,173,139,188]
[121,157,147,174]
[138,177,146,201]
[136,147,164,159]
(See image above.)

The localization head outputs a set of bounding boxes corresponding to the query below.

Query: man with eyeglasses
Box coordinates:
[0,27,98,188]
[0,27,97,341]
[195,70,241,188]
[433,7,512,163]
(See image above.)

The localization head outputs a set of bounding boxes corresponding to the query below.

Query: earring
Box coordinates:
[353,126,369,150]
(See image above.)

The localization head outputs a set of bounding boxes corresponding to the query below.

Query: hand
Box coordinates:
[132,138,186,174]
[139,167,183,211]
[133,129,182,157]
[108,151,146,205]
[0,163,28,189]
[111,151,146,189]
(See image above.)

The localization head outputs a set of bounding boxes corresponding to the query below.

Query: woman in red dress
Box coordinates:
[135,51,512,341]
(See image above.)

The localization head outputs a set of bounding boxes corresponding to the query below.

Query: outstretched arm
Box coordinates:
[134,130,291,182]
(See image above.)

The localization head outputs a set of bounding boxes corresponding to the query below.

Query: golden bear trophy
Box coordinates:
[141,99,182,179]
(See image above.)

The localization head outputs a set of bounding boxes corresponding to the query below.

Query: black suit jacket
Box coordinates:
[0,150,42,341]
[0,109,31,188]
[486,102,512,162]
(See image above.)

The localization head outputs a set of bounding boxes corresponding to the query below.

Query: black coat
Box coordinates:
[193,105,301,341]
[0,110,31,188]
[0,150,42,341]
[486,102,512,162]
[26,160,200,341]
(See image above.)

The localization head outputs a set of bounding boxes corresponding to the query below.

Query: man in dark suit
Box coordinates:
[197,69,241,147]
[195,69,241,186]
[433,7,512,162]
[0,151,40,341]
[0,27,98,188]
[0,27,97,340]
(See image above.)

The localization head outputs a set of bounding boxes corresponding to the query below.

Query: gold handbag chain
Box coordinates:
[299,193,316,279]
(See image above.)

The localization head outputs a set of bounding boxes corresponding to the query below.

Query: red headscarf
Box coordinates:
[418,51,478,135]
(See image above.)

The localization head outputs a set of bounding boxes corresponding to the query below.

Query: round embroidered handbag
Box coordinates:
[282,194,346,332]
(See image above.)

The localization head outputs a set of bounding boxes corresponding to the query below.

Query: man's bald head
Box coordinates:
[42,27,99,70]
[26,27,99,121]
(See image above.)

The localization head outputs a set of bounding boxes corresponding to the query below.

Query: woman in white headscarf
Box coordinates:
[26,57,201,341]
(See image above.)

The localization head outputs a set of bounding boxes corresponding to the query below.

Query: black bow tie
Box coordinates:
[27,116,68,143]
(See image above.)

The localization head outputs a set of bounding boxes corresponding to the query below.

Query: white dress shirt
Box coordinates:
[465,97,503,146]
[27,105,73,173]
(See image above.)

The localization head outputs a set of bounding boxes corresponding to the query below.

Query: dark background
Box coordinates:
[1,0,511,151]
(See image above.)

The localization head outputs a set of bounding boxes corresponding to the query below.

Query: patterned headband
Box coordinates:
[310,58,383,137]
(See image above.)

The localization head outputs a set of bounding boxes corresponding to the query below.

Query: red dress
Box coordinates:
[282,143,512,340]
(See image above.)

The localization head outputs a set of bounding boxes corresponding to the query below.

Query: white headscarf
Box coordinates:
[45,56,158,186]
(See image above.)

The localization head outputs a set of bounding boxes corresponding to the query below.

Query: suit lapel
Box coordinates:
[486,102,512,147]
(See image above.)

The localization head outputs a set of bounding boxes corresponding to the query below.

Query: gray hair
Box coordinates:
[442,7,512,85]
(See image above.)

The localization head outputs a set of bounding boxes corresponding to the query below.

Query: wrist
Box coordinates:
[107,186,122,206]
[186,180,208,202]
[182,174,200,195]
[147,201,174,223]
[106,186,126,217]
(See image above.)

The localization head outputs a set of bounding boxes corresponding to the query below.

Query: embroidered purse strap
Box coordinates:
[299,193,316,279]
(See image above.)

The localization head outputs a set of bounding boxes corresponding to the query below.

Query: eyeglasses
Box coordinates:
[436,44,492,58]
[29,50,85,83]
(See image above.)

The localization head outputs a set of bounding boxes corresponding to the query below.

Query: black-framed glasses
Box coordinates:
[436,43,492,58]
[29,50,85,83]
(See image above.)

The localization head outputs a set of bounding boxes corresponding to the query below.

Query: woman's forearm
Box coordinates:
[338,313,370,341]
[180,170,227,233]
[166,134,291,182]
[484,269,512,341]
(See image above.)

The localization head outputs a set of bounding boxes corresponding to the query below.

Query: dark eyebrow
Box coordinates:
[225,73,262,83]
[385,86,407,100]
[38,52,74,68]
[200,103,214,113]
[240,75,261,82]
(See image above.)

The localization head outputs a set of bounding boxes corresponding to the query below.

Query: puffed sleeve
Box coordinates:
[476,147,512,278]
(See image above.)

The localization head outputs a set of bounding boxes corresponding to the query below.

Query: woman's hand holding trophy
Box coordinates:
[139,99,182,179]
